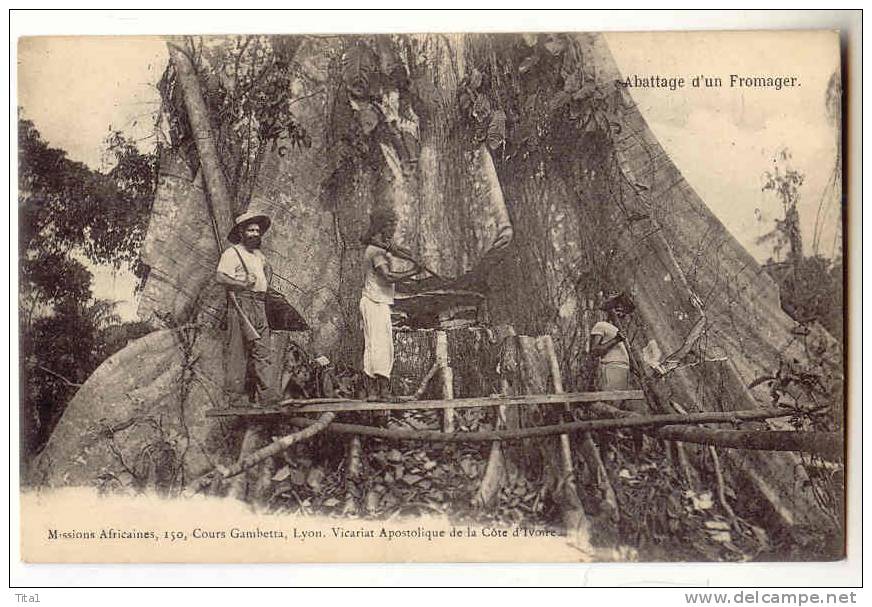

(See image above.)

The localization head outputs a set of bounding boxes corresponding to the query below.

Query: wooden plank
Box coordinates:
[205,389,646,417]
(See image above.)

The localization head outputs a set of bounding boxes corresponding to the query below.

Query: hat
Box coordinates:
[228,211,271,244]
[600,291,635,314]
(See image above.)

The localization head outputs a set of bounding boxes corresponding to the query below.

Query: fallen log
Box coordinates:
[655,427,842,460]
[592,400,840,459]
[279,407,794,443]
[185,412,335,495]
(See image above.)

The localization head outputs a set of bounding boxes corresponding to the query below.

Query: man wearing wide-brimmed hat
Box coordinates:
[216,210,281,406]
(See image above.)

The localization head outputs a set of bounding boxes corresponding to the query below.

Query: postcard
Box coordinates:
[17,29,846,565]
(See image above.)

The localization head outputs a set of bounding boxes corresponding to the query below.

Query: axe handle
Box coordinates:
[389,245,444,281]
[228,291,262,341]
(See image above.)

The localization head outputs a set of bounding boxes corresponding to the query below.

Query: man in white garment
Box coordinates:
[216,211,281,406]
[590,294,632,391]
[590,292,648,425]
[359,206,420,401]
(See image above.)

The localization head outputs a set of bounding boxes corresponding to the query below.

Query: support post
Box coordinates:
[536,336,591,540]
[472,315,516,508]
[475,378,509,508]
[435,331,455,433]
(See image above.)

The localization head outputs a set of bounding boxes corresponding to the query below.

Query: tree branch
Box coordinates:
[35,365,82,388]
[185,412,335,495]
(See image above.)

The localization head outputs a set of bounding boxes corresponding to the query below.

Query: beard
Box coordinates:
[242,234,262,249]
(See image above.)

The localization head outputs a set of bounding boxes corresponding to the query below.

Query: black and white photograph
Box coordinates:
[14,16,853,573]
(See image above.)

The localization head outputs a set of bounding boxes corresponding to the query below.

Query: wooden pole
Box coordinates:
[709,445,735,520]
[656,427,843,460]
[435,331,455,433]
[536,337,578,496]
[412,362,440,400]
[226,423,266,501]
[593,401,841,459]
[536,336,591,541]
[166,39,235,241]
[346,436,364,479]
[209,389,646,416]
[278,406,802,443]
[541,334,620,523]
[468,325,516,508]
[666,400,698,489]
[475,419,507,507]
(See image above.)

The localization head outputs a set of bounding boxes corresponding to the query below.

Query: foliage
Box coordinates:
[21,309,156,458]
[18,118,157,458]
[101,129,159,280]
[160,36,312,208]
[757,150,843,342]
[258,407,554,527]
[325,36,421,178]
[777,255,844,340]
[754,150,844,542]
[758,149,805,262]
[19,119,155,276]
[601,440,773,562]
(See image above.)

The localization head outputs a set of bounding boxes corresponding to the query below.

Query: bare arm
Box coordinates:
[216,270,254,291]
[590,332,625,358]
[373,253,419,284]
[375,263,419,283]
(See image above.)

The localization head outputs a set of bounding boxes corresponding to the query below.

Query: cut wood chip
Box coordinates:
[709,530,732,543]
[272,466,291,482]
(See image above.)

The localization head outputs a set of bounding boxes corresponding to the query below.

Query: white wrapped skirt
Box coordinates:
[360,296,394,378]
